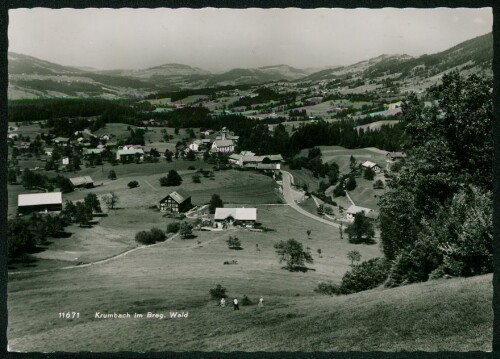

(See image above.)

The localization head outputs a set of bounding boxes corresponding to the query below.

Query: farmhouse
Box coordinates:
[159,189,192,213]
[69,176,94,188]
[386,151,406,170]
[214,207,257,227]
[346,205,372,221]
[228,152,283,169]
[53,137,70,146]
[361,160,381,173]
[18,192,63,215]
[211,139,235,153]
[82,148,104,158]
[116,146,144,161]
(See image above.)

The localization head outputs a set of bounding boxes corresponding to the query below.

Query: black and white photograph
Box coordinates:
[5,5,495,352]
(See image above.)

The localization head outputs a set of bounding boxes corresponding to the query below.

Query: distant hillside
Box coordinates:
[8,32,493,99]
[301,32,492,93]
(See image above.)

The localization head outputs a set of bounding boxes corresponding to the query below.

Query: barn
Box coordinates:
[214,207,257,227]
[18,192,63,215]
[158,189,192,213]
[69,176,94,189]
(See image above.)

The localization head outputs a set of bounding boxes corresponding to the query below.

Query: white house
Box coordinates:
[346,205,372,221]
[214,207,257,227]
[361,160,381,173]
[211,139,235,153]
[18,192,63,214]
[189,140,203,152]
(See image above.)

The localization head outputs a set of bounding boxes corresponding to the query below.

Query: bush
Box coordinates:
[340,258,390,294]
[128,180,139,189]
[135,228,166,245]
[373,179,385,189]
[314,282,342,295]
[192,175,201,183]
[135,230,155,245]
[209,284,227,299]
[166,222,180,233]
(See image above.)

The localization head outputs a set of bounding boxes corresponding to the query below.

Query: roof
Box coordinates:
[18,192,62,207]
[83,148,103,155]
[361,160,379,168]
[69,176,93,187]
[53,137,69,142]
[347,205,371,215]
[257,163,280,170]
[161,189,191,204]
[117,148,144,156]
[213,139,234,147]
[387,152,406,159]
[214,207,257,221]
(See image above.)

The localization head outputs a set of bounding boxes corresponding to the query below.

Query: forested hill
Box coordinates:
[8,32,492,99]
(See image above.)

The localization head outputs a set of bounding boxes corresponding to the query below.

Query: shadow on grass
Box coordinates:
[181,234,198,239]
[93,213,108,217]
[229,247,243,250]
[283,266,316,272]
[51,231,73,239]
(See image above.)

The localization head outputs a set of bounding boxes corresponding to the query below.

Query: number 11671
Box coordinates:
[59,312,80,319]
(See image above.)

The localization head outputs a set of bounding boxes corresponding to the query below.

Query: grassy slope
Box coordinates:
[8,268,492,352]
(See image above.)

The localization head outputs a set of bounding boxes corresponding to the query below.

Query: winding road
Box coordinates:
[280,170,340,228]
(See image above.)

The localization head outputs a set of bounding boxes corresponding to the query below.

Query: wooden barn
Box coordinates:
[18,192,63,215]
[69,176,94,189]
[158,189,192,213]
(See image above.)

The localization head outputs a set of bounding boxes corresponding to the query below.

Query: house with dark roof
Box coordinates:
[158,189,192,213]
[69,176,94,189]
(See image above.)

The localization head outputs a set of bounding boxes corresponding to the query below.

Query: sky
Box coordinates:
[8,7,493,72]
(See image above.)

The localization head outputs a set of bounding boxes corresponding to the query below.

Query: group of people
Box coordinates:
[219,296,264,310]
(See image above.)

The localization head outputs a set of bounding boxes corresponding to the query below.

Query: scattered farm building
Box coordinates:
[361,160,381,173]
[229,152,283,169]
[214,207,257,227]
[159,189,192,213]
[69,176,94,188]
[346,205,372,221]
[83,148,104,158]
[116,146,144,161]
[45,148,54,156]
[211,139,235,153]
[53,137,70,146]
[386,151,406,170]
[18,192,63,215]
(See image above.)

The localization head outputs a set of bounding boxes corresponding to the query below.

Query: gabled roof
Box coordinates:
[117,148,144,156]
[69,176,93,187]
[18,192,62,207]
[214,207,257,221]
[361,160,379,168]
[160,189,191,204]
[347,205,371,215]
[212,139,234,147]
[387,152,406,159]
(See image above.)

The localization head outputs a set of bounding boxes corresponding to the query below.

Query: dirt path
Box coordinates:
[281,170,340,229]
[8,233,180,275]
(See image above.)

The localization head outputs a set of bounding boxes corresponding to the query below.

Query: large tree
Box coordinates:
[208,194,223,214]
[345,212,375,244]
[274,238,313,271]
[379,71,492,285]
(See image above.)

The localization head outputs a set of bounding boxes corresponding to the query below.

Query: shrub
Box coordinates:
[135,228,166,245]
[209,284,227,299]
[192,175,201,183]
[135,230,155,245]
[340,258,390,294]
[314,282,341,295]
[108,170,117,180]
[373,179,385,189]
[166,222,180,233]
[128,180,139,189]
